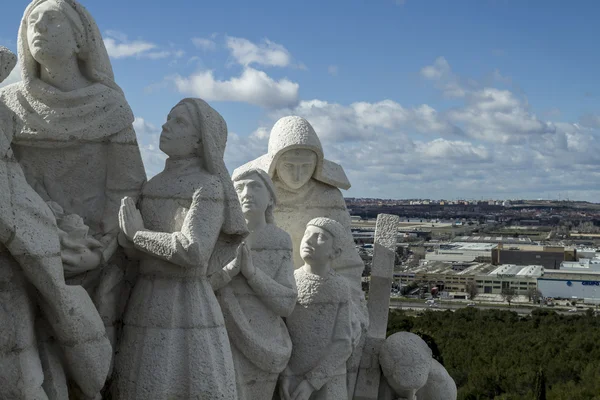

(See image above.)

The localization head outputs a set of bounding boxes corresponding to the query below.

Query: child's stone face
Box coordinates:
[300,225,334,265]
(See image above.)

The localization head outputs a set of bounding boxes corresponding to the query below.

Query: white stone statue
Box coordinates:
[234,116,368,396]
[211,167,297,400]
[280,218,354,400]
[0,0,147,347]
[0,46,111,400]
[113,98,248,399]
[378,332,457,400]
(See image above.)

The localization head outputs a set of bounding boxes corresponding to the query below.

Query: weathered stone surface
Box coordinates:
[1,45,111,399]
[281,218,354,400]
[234,116,368,397]
[0,0,147,357]
[212,168,297,400]
[378,332,457,400]
[355,214,400,400]
[416,359,458,400]
[113,98,248,399]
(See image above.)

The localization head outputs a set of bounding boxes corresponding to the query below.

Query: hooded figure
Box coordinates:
[0,0,147,348]
[0,47,111,399]
[113,98,248,399]
[233,116,368,397]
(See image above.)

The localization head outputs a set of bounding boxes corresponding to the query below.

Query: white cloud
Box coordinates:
[225,36,294,68]
[170,67,299,109]
[225,76,600,200]
[0,59,21,89]
[192,37,217,51]
[133,117,166,178]
[103,31,183,60]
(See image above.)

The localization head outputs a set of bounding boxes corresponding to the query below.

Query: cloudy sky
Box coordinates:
[2,0,600,201]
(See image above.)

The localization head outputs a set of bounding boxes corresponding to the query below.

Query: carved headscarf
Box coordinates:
[175,98,249,271]
[0,0,134,143]
[233,116,351,190]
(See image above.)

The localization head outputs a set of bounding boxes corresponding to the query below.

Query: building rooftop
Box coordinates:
[454,236,533,244]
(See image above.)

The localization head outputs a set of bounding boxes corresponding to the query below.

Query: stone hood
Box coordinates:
[234,116,351,190]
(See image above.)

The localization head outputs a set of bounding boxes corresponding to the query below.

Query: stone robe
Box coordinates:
[212,224,297,400]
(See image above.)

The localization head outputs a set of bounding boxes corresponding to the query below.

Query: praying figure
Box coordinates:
[211,167,297,400]
[280,218,354,400]
[113,98,248,399]
[234,116,368,396]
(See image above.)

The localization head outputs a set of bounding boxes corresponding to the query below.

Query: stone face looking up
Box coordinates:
[113,98,247,399]
[0,46,111,400]
[0,0,147,352]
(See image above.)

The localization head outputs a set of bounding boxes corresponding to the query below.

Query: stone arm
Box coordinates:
[103,126,146,236]
[210,259,236,290]
[246,249,297,317]
[305,298,353,390]
[133,186,225,269]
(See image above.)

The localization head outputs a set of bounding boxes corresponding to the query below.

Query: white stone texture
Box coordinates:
[212,168,297,400]
[380,332,432,394]
[416,359,458,400]
[282,266,353,400]
[234,116,368,397]
[378,332,457,400]
[0,47,111,399]
[0,0,147,351]
[0,47,17,83]
[354,214,400,400]
[113,98,248,399]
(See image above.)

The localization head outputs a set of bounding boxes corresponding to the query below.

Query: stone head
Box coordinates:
[160,103,202,158]
[379,332,432,394]
[232,168,277,223]
[300,217,344,266]
[0,47,17,83]
[275,148,317,190]
[25,0,84,67]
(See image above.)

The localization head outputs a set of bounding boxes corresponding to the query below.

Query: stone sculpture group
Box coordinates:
[0,1,457,399]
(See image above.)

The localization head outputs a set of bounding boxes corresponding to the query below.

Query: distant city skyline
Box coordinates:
[2,1,600,201]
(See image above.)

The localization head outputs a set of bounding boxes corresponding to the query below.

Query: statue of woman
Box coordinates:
[211,167,297,400]
[114,98,248,399]
[0,0,147,345]
[234,116,368,396]
[0,47,111,400]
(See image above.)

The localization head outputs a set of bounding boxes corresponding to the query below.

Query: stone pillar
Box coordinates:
[354,214,400,400]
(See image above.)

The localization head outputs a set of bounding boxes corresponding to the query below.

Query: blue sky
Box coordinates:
[2,0,600,201]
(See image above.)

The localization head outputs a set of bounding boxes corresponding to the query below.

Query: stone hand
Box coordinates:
[240,242,256,278]
[223,243,243,278]
[278,375,293,400]
[291,380,315,400]
[119,196,145,241]
[59,230,103,276]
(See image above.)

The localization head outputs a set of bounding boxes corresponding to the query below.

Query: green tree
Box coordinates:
[534,367,546,400]
[501,287,517,306]
[466,281,478,301]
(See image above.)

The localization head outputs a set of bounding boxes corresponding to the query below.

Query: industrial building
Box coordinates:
[491,244,576,270]
[538,258,600,302]
[394,262,541,297]
[424,243,497,263]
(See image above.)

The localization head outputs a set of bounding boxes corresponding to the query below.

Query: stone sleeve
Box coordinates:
[247,251,297,317]
[305,298,353,390]
[133,187,225,269]
[103,126,147,235]
[210,259,235,290]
